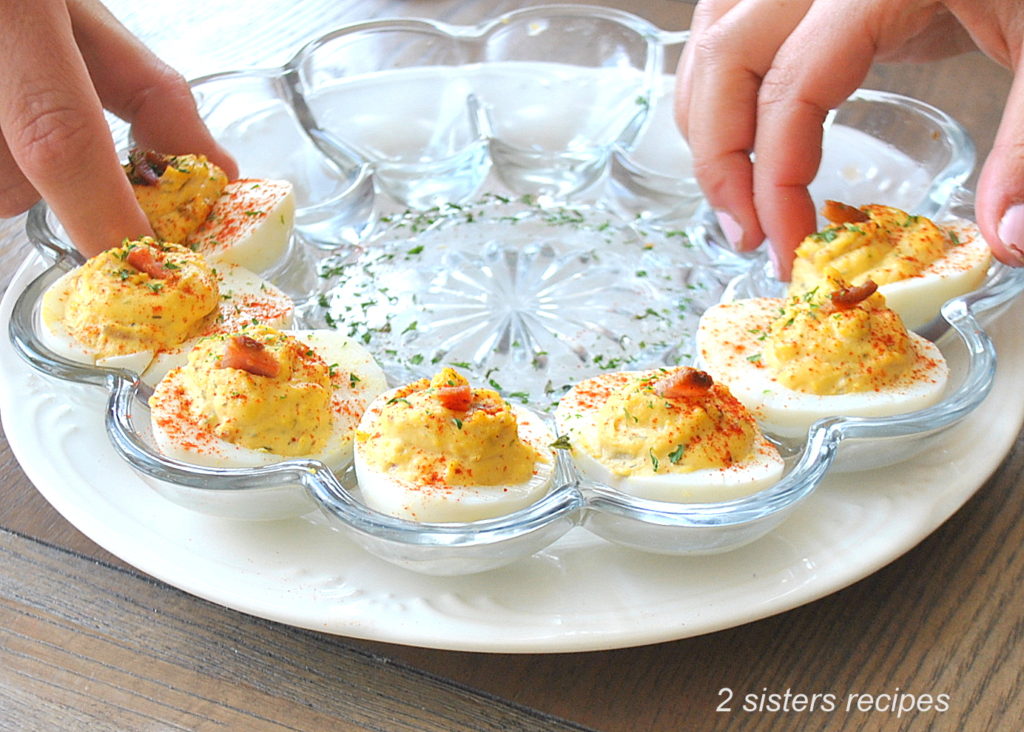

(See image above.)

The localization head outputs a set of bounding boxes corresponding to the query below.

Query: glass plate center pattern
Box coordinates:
[302,196,738,407]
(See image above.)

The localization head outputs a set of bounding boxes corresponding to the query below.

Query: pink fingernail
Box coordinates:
[997,204,1024,264]
[715,209,743,250]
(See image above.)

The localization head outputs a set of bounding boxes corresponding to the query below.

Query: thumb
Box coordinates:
[975,63,1024,266]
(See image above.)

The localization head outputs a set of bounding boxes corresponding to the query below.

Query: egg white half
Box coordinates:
[878,219,990,330]
[186,179,295,273]
[39,262,294,385]
[37,265,152,375]
[555,371,784,503]
[149,329,386,471]
[696,299,949,439]
[354,390,557,523]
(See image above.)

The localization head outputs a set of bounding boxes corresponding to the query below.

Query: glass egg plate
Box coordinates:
[8,5,1024,577]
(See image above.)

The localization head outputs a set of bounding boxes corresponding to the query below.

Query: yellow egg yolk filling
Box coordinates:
[173,326,332,456]
[575,369,759,477]
[359,368,540,487]
[789,203,952,295]
[50,238,220,358]
[126,152,228,243]
[764,271,916,395]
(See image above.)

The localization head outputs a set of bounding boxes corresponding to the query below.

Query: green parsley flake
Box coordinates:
[549,435,572,450]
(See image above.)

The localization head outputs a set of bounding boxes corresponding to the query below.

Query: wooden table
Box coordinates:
[1,1,1021,729]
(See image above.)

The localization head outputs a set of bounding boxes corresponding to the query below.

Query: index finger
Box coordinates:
[677,0,811,255]
[69,0,238,179]
[0,0,152,256]
[751,1,915,278]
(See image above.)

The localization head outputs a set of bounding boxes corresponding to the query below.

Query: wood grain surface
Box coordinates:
[1,1,1022,731]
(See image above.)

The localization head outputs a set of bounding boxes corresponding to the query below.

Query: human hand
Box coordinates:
[674,0,1024,279]
[0,0,237,257]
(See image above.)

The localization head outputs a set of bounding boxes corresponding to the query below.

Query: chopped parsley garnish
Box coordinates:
[549,435,572,450]
[668,444,686,464]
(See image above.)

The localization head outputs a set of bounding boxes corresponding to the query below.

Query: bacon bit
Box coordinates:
[830,280,878,310]
[126,245,173,279]
[821,200,870,225]
[655,367,714,399]
[126,149,170,186]
[218,334,280,377]
[436,385,472,412]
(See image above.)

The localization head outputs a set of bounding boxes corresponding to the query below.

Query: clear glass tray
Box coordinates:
[9,4,1024,576]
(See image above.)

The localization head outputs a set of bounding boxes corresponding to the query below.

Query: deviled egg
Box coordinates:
[126,150,294,273]
[354,368,556,522]
[555,367,783,502]
[789,201,991,329]
[698,270,949,439]
[149,326,386,470]
[39,239,293,384]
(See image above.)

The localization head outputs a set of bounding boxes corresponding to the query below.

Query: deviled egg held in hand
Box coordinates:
[354,368,556,523]
[149,325,386,470]
[555,367,783,502]
[789,201,991,329]
[126,149,295,273]
[39,238,293,384]
[697,270,948,439]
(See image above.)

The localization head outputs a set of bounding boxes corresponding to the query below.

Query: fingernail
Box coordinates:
[715,209,743,250]
[998,204,1024,264]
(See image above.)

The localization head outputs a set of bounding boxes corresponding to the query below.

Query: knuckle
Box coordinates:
[9,89,94,175]
[757,67,798,108]
[689,24,736,65]
[124,64,195,119]
[691,158,734,202]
